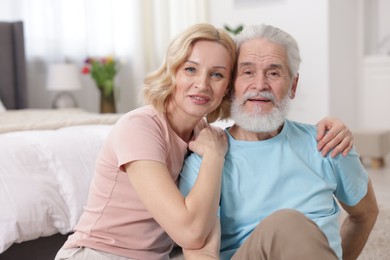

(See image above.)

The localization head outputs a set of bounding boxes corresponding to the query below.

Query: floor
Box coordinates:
[356,154,390,260]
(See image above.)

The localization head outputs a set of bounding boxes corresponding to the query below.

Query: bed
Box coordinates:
[0,21,122,259]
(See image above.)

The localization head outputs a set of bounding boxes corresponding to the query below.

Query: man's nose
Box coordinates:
[253,73,269,90]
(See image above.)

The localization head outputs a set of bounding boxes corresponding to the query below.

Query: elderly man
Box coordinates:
[179,24,378,260]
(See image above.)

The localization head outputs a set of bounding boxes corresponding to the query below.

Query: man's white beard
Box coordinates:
[231,91,290,133]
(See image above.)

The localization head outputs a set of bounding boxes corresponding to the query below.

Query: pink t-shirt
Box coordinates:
[64,105,207,260]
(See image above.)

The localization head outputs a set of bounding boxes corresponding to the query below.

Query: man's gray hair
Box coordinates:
[234,24,301,78]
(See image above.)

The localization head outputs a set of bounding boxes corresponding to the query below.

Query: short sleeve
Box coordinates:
[332,147,369,206]
[111,113,167,172]
[179,152,202,197]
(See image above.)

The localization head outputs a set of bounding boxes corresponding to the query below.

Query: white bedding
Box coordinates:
[0,108,121,133]
[0,124,113,253]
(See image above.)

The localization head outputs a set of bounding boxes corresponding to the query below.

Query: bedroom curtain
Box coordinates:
[0,0,209,112]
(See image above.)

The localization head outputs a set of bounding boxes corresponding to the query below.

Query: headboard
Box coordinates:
[0,21,27,109]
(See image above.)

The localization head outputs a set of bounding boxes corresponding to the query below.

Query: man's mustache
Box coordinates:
[242,91,276,104]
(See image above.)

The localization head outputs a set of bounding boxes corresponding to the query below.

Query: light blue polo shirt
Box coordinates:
[179,120,368,260]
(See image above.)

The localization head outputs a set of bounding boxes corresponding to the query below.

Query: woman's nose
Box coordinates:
[195,73,210,90]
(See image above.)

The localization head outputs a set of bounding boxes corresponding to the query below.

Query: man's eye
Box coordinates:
[241,70,254,77]
[267,71,280,78]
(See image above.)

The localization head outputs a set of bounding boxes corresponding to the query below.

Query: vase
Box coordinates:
[100,90,116,113]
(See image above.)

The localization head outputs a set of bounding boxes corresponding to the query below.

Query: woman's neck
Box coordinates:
[165,105,201,143]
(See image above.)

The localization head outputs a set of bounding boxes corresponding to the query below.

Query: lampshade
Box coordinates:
[46,63,82,91]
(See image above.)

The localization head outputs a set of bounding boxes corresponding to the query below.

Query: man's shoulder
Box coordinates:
[183,152,203,171]
[187,151,202,161]
[180,152,203,195]
[285,119,317,137]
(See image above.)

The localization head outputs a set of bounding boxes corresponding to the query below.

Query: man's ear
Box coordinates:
[289,74,299,99]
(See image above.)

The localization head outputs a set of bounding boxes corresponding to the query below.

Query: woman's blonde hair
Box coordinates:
[143,23,236,123]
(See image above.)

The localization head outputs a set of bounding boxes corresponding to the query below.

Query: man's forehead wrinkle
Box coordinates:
[238,55,285,69]
[238,61,256,68]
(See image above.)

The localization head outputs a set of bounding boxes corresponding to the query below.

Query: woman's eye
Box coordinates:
[211,72,224,78]
[185,67,196,73]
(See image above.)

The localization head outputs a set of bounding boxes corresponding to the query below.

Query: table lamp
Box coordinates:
[47,63,82,108]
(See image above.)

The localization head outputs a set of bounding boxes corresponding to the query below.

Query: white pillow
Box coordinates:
[0,99,6,112]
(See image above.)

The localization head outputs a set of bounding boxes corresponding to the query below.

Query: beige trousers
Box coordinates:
[231,209,338,260]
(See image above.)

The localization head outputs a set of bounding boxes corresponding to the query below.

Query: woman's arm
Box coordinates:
[183,219,221,260]
[316,117,353,157]
[125,126,227,249]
